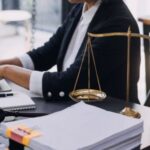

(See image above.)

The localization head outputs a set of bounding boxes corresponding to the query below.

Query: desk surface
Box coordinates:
[21,96,150,150]
[6,82,150,150]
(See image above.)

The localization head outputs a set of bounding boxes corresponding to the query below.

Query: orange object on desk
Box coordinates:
[6,124,41,146]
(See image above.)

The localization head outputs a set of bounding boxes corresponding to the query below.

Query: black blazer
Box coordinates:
[28,0,140,103]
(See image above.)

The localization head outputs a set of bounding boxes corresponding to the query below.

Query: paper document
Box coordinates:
[0,92,36,111]
[0,102,143,150]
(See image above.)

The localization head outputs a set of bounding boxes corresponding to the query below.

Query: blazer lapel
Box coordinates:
[57,4,83,71]
[75,0,122,60]
[75,2,105,60]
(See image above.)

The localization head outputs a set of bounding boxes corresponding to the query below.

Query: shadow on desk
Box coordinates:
[28,97,125,113]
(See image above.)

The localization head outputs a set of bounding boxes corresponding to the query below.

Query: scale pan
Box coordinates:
[69,89,107,102]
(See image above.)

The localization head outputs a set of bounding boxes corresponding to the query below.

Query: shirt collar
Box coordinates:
[80,0,102,24]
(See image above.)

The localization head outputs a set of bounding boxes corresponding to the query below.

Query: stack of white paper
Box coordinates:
[0,102,143,150]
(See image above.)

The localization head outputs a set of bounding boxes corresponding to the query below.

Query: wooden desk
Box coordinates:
[5,96,150,150]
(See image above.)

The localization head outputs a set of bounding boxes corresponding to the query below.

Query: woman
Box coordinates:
[0,0,140,103]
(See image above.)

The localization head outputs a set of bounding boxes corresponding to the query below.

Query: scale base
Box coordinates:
[120,107,141,119]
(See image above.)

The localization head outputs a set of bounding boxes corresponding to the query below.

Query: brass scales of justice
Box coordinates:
[69,27,150,119]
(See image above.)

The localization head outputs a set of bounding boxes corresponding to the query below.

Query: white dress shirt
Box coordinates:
[18,0,101,96]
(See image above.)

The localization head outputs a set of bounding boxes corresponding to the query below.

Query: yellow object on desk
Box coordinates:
[6,124,41,146]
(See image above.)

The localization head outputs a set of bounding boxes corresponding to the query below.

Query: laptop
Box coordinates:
[0,79,12,92]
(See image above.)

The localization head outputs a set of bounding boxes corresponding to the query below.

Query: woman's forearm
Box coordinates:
[1,65,31,89]
[0,57,23,67]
